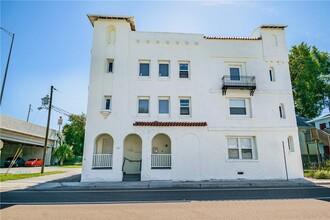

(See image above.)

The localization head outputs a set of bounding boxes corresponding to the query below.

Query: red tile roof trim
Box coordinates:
[204,36,261,40]
[133,121,208,127]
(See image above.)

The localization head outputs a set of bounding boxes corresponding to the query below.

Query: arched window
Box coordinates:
[151,133,171,169]
[287,136,294,152]
[271,34,278,47]
[279,103,286,119]
[269,67,275,82]
[107,26,116,44]
[93,134,114,168]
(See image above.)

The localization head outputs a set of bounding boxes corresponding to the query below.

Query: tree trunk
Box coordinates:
[60,158,64,166]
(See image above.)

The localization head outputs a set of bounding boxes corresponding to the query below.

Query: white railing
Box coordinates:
[93,154,113,168]
[151,154,171,168]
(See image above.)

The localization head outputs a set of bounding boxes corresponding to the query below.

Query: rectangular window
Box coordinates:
[180,98,190,116]
[106,59,114,73]
[104,96,111,110]
[108,61,114,73]
[159,98,169,114]
[139,62,150,77]
[230,67,240,81]
[241,138,252,159]
[269,68,275,82]
[159,62,169,77]
[288,136,295,152]
[279,104,285,119]
[138,98,149,114]
[229,99,247,115]
[228,138,239,159]
[227,137,255,160]
[179,63,189,78]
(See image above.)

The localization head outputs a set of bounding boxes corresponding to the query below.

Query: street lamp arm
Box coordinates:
[0,27,14,37]
[0,29,14,106]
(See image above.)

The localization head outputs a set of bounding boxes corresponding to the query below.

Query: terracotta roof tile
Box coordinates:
[133,121,207,127]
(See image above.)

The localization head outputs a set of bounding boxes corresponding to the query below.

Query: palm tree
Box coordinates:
[53,144,74,166]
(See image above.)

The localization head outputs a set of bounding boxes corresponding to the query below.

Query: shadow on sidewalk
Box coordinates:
[47,174,81,183]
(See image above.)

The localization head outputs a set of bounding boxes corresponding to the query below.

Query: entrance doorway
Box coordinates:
[122,134,142,181]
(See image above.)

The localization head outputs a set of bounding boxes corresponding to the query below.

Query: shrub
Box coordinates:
[314,170,330,179]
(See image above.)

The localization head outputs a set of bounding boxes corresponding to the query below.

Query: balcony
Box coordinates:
[221,75,256,96]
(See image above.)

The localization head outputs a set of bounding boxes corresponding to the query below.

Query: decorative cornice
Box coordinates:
[204,36,261,40]
[133,121,208,127]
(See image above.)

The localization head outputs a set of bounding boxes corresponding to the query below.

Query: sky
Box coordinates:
[1,0,330,130]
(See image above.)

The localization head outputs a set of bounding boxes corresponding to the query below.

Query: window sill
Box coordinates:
[138,76,151,80]
[226,159,258,162]
[179,115,192,119]
[227,116,252,120]
[151,167,171,170]
[158,77,170,80]
[92,167,113,170]
[100,110,111,118]
[137,114,150,118]
[158,114,170,118]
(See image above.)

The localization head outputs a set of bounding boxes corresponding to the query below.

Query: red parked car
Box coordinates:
[25,158,43,167]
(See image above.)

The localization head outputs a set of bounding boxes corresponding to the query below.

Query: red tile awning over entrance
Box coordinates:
[133,121,207,127]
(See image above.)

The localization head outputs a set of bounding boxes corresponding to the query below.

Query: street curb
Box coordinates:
[32,179,320,190]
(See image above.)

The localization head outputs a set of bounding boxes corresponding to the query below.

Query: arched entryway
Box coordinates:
[151,133,171,169]
[93,134,113,169]
[123,134,142,181]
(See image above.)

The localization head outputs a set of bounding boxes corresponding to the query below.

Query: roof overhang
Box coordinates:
[260,24,288,29]
[308,114,330,123]
[87,14,136,31]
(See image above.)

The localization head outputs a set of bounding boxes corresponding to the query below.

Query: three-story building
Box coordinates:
[81,15,303,182]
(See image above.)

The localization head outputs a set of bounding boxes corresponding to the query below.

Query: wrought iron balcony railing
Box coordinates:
[221,75,256,95]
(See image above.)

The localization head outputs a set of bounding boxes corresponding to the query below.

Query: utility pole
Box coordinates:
[41,86,54,174]
[0,28,15,107]
[26,104,32,122]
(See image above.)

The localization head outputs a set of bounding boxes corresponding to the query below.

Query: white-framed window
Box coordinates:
[179,97,191,116]
[288,136,294,152]
[138,97,149,114]
[159,61,169,77]
[139,60,150,77]
[158,97,170,115]
[279,103,286,119]
[107,59,114,73]
[227,137,257,160]
[229,99,251,117]
[269,67,275,82]
[103,96,111,110]
[179,62,189,78]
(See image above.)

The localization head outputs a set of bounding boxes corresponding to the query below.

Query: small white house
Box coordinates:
[81,15,303,182]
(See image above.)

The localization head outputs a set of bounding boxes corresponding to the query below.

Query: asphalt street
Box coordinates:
[1,185,330,209]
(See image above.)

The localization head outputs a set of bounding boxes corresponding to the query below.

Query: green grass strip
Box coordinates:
[59,165,82,168]
[0,171,64,182]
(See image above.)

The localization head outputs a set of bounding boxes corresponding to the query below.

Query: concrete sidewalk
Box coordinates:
[1,166,329,192]
[0,167,81,192]
[34,179,318,190]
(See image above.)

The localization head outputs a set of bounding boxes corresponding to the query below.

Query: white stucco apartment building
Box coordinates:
[81,15,303,182]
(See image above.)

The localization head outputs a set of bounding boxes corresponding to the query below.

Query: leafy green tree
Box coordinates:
[289,43,330,118]
[53,144,74,166]
[62,114,86,156]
